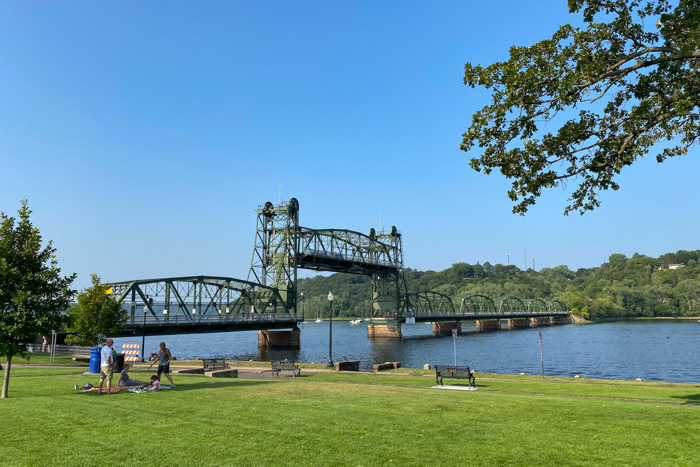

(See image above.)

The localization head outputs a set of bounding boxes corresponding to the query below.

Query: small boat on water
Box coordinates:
[350,318,364,325]
[315,318,323,323]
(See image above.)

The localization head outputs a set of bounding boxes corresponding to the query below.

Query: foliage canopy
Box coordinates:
[64,274,127,347]
[0,201,76,398]
[461,0,700,214]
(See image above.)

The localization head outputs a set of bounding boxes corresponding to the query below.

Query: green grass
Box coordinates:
[2,353,88,366]
[1,369,699,466]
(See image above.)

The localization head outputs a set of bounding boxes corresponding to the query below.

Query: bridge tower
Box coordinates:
[367,227,404,338]
[248,198,301,347]
[248,198,300,312]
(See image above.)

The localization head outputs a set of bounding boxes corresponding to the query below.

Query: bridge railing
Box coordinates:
[125,313,302,327]
[404,310,570,320]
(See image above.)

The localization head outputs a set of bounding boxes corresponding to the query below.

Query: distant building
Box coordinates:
[661,263,686,270]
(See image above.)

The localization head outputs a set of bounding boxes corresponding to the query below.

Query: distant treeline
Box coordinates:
[298,250,700,320]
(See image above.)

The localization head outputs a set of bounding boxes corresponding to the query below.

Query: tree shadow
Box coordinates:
[83,378,276,395]
[671,393,700,404]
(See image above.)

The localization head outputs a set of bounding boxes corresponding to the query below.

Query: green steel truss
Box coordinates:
[400,291,569,322]
[248,199,404,322]
[105,276,285,325]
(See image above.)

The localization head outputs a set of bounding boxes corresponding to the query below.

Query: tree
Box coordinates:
[461,0,699,215]
[0,201,76,398]
[64,274,127,347]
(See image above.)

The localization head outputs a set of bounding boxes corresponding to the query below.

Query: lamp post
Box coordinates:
[327,291,334,367]
[142,305,148,362]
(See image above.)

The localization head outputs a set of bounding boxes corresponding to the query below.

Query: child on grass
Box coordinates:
[147,375,161,392]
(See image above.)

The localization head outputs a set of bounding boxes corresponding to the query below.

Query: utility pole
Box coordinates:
[532,256,535,271]
[507,253,510,266]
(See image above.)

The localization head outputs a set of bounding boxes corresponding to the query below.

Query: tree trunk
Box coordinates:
[2,351,12,398]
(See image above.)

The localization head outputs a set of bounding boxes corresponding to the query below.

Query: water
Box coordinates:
[113,320,700,383]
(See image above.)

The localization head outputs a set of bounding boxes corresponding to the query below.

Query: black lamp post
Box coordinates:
[327,291,334,367]
[141,304,147,362]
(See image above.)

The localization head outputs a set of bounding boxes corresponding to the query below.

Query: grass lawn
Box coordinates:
[2,353,88,366]
[1,368,699,466]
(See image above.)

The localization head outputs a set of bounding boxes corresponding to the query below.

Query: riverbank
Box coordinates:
[1,364,699,465]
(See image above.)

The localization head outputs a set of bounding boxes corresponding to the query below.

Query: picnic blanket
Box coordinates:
[81,384,174,393]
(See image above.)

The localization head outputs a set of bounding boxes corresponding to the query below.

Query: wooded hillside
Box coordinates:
[298,250,700,320]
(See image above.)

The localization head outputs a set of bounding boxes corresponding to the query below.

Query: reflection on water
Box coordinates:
[113,320,700,383]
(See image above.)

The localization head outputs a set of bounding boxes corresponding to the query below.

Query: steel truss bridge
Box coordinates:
[401,292,568,323]
[106,199,569,337]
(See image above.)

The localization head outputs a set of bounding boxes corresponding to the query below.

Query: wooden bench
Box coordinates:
[434,365,475,388]
[271,360,300,378]
[202,358,228,372]
[373,361,401,372]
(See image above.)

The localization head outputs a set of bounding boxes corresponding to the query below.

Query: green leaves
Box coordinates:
[1,200,77,397]
[64,274,128,347]
[462,0,699,214]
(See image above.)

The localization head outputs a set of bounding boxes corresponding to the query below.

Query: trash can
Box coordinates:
[114,354,125,373]
[89,347,101,374]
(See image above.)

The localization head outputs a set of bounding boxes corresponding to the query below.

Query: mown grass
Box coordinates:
[1,369,699,466]
[2,353,88,366]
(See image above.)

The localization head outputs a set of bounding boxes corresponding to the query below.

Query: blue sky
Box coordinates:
[1,1,698,289]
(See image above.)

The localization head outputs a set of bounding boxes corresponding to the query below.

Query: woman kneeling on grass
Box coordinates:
[147,375,161,392]
[117,364,148,388]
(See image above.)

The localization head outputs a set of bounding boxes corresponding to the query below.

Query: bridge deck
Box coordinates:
[116,313,302,337]
[403,311,570,323]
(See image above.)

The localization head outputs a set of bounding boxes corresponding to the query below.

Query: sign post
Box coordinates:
[452,328,458,367]
[538,330,544,379]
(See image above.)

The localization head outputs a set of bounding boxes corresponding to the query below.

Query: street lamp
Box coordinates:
[327,291,334,367]
[142,304,148,362]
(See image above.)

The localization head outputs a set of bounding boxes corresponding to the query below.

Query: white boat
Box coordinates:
[315,318,323,323]
[350,318,365,325]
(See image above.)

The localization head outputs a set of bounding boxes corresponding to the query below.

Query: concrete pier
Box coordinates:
[507,318,530,330]
[432,321,462,337]
[530,317,553,327]
[258,328,301,348]
[367,324,402,338]
[476,319,500,332]
[552,315,572,325]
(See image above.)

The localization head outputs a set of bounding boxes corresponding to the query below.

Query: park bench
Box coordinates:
[434,365,476,388]
[271,360,300,378]
[202,358,228,372]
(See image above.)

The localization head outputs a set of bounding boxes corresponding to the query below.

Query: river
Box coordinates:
[113,319,700,383]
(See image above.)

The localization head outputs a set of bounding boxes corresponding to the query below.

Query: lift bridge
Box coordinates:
[106,198,569,339]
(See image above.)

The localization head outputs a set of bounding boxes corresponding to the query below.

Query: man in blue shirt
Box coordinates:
[98,338,114,395]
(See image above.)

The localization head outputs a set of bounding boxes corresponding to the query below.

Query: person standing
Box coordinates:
[149,342,175,387]
[98,338,114,394]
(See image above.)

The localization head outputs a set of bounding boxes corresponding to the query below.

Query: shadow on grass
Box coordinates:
[83,379,275,395]
[671,393,700,404]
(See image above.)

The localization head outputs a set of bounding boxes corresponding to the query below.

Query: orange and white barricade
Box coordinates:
[122,344,140,362]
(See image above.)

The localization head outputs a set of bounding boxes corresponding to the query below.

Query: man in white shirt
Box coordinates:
[98,338,114,395]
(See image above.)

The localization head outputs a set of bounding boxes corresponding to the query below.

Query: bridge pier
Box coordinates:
[552,315,572,325]
[507,318,530,330]
[530,317,553,327]
[476,319,500,332]
[432,322,462,337]
[258,328,301,348]
[367,324,402,339]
